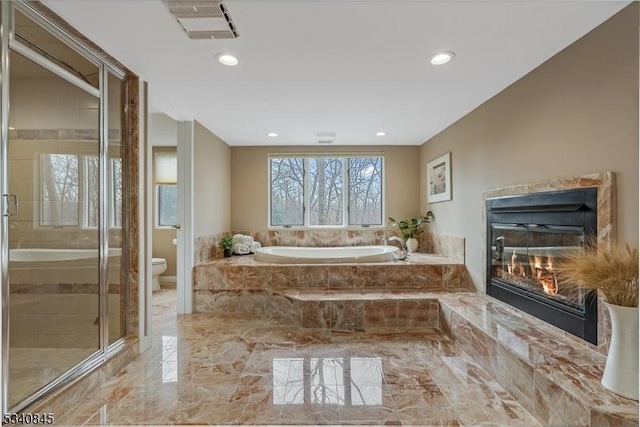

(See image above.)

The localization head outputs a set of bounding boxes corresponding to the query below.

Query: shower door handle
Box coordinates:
[2,194,18,217]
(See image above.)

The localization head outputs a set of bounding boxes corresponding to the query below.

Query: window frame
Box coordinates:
[268,154,385,229]
[36,152,122,229]
[155,183,178,229]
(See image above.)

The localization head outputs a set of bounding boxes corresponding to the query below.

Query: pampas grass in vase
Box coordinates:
[556,241,638,307]
[556,240,639,400]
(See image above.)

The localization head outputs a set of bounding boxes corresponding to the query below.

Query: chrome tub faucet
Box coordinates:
[388,236,407,261]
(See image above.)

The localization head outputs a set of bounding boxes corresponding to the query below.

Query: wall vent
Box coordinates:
[163,1,239,39]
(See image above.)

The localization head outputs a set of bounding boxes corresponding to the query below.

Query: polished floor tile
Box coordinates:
[55,289,539,426]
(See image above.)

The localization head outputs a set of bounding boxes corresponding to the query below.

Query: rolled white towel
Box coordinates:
[232,243,251,255]
[233,234,254,246]
[250,242,262,253]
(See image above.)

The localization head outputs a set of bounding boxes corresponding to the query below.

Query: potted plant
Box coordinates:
[556,241,638,400]
[388,211,435,253]
[218,235,234,258]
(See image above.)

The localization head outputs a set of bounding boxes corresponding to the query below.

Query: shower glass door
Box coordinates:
[7,49,101,408]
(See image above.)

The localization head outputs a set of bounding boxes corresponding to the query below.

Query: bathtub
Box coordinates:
[254,245,400,264]
[9,248,122,263]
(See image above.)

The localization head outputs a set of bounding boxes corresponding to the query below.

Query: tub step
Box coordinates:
[273,290,462,330]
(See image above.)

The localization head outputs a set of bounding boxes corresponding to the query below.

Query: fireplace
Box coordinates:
[486,188,598,344]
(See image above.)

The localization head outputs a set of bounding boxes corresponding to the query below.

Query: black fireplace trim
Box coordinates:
[489,279,598,344]
[486,187,598,345]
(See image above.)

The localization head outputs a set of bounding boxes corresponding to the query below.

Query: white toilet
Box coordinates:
[152,258,167,291]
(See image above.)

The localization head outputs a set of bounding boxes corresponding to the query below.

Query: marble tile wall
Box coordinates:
[194,232,230,264]
[439,293,638,427]
[125,73,140,338]
[421,232,465,263]
[193,253,472,293]
[482,172,615,355]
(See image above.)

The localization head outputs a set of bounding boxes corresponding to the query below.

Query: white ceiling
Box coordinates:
[42,0,630,146]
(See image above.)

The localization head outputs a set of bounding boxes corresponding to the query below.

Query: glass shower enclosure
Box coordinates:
[1,1,129,413]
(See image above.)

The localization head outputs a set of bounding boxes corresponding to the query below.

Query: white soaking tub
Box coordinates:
[253,245,400,264]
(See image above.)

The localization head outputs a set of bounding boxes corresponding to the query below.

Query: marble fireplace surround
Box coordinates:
[482,172,615,355]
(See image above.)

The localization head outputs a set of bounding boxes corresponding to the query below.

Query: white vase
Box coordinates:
[406,238,419,253]
[601,302,639,400]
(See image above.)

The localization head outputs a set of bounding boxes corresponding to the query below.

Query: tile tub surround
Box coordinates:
[482,172,615,355]
[439,293,638,427]
[421,232,465,263]
[194,231,233,264]
[193,253,474,318]
[194,229,466,264]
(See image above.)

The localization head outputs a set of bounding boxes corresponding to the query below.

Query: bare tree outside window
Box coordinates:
[40,154,122,228]
[269,155,384,227]
[270,157,304,226]
[309,157,342,226]
[86,155,100,228]
[112,158,123,227]
[40,153,80,226]
[348,157,383,225]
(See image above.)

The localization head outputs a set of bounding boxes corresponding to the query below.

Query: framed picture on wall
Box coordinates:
[427,152,451,203]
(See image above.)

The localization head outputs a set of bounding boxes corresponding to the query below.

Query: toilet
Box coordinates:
[152,258,167,291]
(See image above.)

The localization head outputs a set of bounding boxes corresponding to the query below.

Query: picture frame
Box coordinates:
[427,152,451,203]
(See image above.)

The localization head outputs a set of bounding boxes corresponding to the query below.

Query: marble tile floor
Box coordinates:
[55,289,540,426]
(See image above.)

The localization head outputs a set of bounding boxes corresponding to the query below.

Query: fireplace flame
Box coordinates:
[505,249,558,296]
[530,254,558,295]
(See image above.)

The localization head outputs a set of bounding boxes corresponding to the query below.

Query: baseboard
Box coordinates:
[160,276,177,289]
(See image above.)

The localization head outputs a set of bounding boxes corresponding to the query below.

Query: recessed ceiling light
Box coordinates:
[429,51,455,66]
[375,131,386,137]
[267,132,278,137]
[217,54,239,66]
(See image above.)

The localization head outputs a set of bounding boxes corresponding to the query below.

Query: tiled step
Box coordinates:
[438,293,639,427]
[274,290,449,330]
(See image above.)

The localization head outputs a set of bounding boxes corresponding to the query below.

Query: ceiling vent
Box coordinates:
[163,1,239,39]
[316,132,336,144]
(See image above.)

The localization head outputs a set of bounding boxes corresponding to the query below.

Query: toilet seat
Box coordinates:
[152,257,166,265]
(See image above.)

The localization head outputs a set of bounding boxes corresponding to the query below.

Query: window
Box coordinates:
[39,153,121,228]
[269,155,384,227]
[155,151,177,228]
[40,153,80,226]
[157,185,177,227]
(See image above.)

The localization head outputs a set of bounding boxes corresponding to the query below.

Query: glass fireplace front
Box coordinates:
[490,224,585,310]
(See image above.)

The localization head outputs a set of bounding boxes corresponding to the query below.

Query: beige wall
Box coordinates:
[420,4,639,290]
[194,120,231,237]
[151,146,178,276]
[230,145,421,231]
[149,113,178,147]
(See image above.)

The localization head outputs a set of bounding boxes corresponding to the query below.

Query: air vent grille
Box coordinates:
[188,30,236,40]
[162,0,239,39]
[316,132,336,144]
